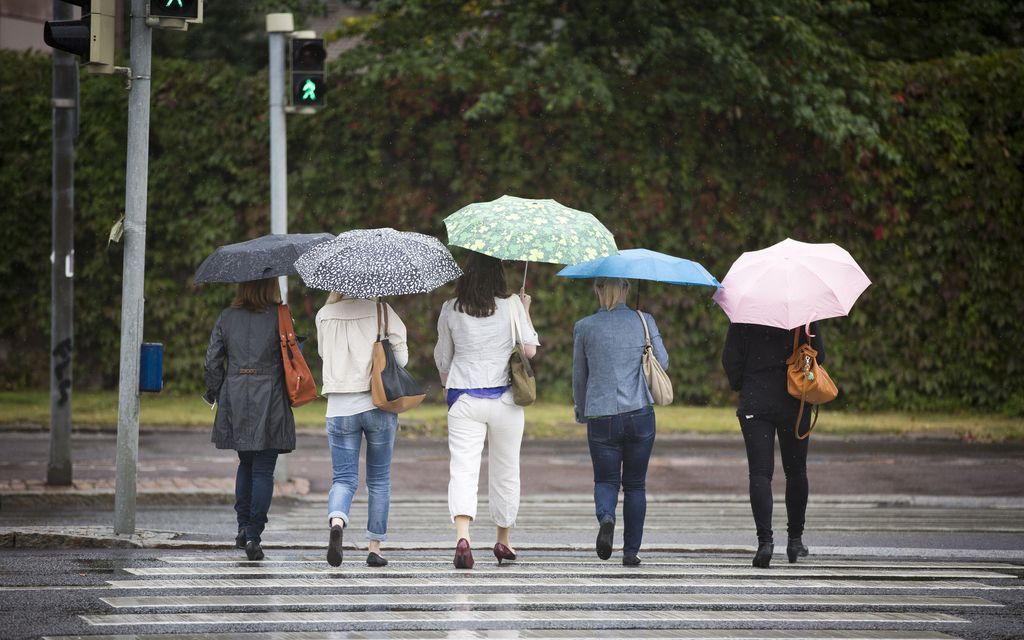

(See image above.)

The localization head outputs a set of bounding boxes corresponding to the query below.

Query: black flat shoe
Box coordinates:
[787,537,809,563]
[327,524,344,567]
[234,528,246,549]
[752,541,773,568]
[622,554,641,566]
[366,552,388,567]
[245,539,264,561]
[596,519,614,560]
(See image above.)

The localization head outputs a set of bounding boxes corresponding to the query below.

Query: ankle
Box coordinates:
[330,517,345,528]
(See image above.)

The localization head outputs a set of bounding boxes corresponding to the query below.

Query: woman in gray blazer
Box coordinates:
[204,278,297,561]
[572,277,668,566]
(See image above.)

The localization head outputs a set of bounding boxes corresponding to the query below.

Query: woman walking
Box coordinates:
[434,252,539,569]
[722,322,825,568]
[572,277,668,566]
[316,292,409,567]
[204,278,296,561]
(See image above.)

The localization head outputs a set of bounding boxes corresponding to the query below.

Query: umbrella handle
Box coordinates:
[805,321,814,338]
[522,261,528,291]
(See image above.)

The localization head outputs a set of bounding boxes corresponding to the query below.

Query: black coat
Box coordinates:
[721,322,826,417]
[204,306,296,452]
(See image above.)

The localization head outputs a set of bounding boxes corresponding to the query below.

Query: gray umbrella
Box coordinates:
[194,233,335,284]
[294,227,463,296]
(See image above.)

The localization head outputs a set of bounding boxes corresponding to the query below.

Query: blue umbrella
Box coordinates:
[556,248,720,288]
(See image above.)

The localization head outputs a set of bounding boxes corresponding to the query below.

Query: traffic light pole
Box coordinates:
[267,13,293,485]
[47,0,78,487]
[114,0,153,535]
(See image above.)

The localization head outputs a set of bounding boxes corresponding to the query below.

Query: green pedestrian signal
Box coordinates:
[149,0,199,20]
[289,37,326,110]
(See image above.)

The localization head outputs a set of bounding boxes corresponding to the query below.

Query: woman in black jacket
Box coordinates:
[204,278,297,561]
[722,322,824,568]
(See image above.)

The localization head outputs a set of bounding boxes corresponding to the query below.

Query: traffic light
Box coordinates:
[43,0,116,75]
[147,0,202,30]
[290,37,326,109]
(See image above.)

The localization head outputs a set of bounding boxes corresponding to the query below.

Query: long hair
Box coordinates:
[594,277,629,310]
[231,278,281,312]
[454,252,508,317]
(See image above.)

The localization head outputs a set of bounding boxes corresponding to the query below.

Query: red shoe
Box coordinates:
[493,542,517,565]
[453,538,474,569]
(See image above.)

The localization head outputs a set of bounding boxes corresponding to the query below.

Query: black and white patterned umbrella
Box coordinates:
[194,233,336,284]
[294,227,463,296]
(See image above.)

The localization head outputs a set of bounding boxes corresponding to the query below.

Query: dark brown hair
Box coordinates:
[231,278,281,312]
[454,252,508,318]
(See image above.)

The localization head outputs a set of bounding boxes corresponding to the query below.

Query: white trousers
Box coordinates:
[447,391,524,527]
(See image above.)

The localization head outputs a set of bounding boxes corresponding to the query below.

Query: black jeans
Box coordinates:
[587,406,656,557]
[235,450,279,543]
[738,411,810,544]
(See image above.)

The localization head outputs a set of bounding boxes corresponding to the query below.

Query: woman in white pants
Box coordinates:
[434,251,539,569]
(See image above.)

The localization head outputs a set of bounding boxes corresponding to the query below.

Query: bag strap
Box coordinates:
[507,296,523,346]
[277,304,296,360]
[376,301,389,341]
[636,310,653,349]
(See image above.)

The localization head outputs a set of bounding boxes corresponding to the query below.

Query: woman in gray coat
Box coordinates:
[204,278,297,560]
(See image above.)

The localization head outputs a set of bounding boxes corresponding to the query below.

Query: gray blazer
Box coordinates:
[204,306,296,452]
[572,303,669,423]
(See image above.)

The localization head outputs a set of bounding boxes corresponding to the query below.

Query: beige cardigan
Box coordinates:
[316,298,409,394]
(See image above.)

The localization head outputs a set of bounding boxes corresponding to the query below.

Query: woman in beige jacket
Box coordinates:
[317,293,408,567]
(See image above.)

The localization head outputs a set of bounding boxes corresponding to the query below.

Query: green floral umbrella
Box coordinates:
[443,195,618,269]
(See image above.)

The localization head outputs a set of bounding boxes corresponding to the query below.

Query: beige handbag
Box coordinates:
[507,298,536,406]
[637,310,672,406]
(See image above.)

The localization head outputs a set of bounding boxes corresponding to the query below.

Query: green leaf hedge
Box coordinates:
[1,48,1021,414]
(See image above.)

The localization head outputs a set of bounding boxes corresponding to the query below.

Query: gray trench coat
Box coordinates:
[204,306,297,452]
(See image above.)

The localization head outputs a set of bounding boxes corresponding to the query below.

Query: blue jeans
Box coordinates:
[235,450,279,544]
[587,406,656,557]
[327,409,398,541]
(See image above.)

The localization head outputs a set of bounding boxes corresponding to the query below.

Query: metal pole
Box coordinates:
[114,0,152,535]
[267,14,293,486]
[47,0,77,487]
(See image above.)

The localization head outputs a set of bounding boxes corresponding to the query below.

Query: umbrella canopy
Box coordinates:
[294,227,462,297]
[713,238,871,329]
[194,233,335,284]
[556,248,720,288]
[443,195,617,265]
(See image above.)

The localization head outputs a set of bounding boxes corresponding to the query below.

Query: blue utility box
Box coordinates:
[139,342,163,393]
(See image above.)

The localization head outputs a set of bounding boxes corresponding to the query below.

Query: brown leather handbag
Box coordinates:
[786,327,838,439]
[277,304,318,407]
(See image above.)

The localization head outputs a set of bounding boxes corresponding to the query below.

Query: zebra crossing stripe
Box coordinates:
[79,609,970,627]
[99,593,1001,610]
[121,565,1017,579]
[104,577,1016,591]
[43,629,965,639]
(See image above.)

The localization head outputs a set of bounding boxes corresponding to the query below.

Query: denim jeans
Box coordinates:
[235,449,279,543]
[587,405,656,557]
[327,408,398,541]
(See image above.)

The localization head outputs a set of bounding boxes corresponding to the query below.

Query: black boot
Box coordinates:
[596,519,614,560]
[234,528,247,549]
[245,539,264,561]
[787,537,809,563]
[752,541,773,568]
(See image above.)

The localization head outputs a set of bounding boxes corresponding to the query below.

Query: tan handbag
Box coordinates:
[637,310,672,406]
[786,327,838,439]
[370,303,425,413]
[277,304,318,407]
[507,297,536,406]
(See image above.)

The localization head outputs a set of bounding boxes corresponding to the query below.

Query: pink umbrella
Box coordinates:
[713,238,871,330]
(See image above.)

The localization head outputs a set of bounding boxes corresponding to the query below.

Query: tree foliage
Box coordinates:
[1,2,1022,415]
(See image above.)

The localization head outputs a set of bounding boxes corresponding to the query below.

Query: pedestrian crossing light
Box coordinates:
[147,0,202,30]
[290,37,326,109]
[43,0,116,75]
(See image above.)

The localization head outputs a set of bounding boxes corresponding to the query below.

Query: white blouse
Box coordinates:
[434,296,540,390]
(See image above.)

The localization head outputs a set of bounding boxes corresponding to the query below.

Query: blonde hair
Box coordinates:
[325,292,345,305]
[594,277,629,310]
[231,278,281,312]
